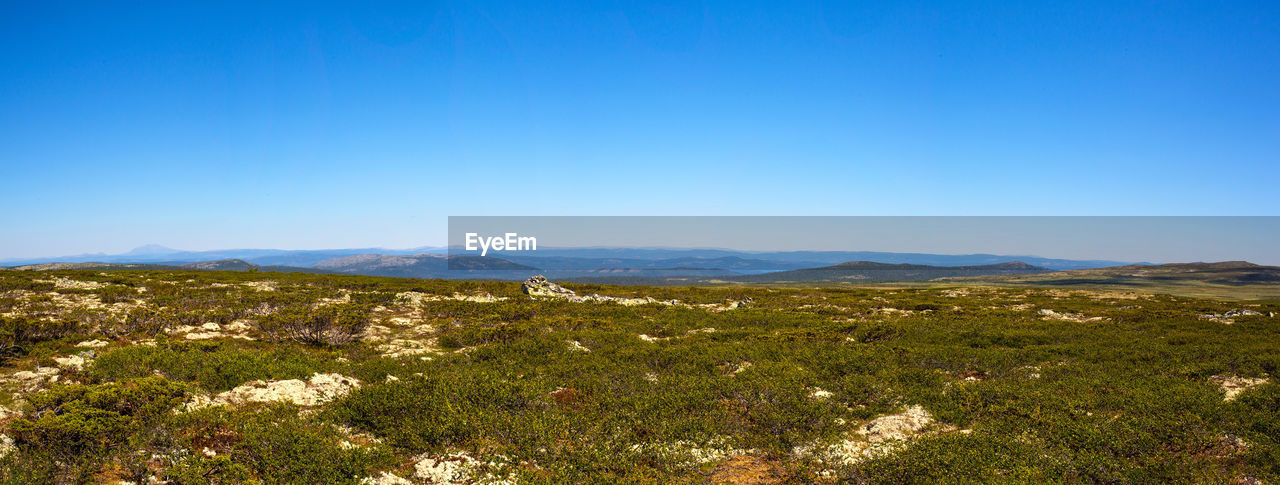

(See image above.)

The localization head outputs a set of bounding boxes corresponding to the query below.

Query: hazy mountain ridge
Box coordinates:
[1,246,1141,272]
[719,260,1051,283]
[312,253,535,278]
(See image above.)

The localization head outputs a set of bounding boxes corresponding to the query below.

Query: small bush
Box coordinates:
[0,315,81,359]
[107,307,170,337]
[89,340,340,392]
[97,284,139,303]
[257,303,371,346]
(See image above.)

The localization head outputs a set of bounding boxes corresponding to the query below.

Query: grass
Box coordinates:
[0,269,1277,483]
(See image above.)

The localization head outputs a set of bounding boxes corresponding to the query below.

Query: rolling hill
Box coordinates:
[723,261,1050,283]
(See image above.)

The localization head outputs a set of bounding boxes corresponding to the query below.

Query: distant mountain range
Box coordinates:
[0,246,1140,271]
[5,248,1278,294]
[0,244,1154,282]
[0,246,446,268]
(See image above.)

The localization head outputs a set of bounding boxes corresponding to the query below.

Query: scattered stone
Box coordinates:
[1038,308,1106,322]
[632,438,751,467]
[565,340,591,352]
[794,405,957,466]
[0,434,13,458]
[184,373,361,410]
[720,361,753,377]
[8,366,60,389]
[37,277,107,290]
[521,276,742,310]
[395,291,507,305]
[415,453,475,484]
[1210,374,1270,401]
[809,388,834,400]
[960,370,987,382]
[77,339,110,348]
[1201,309,1264,324]
[360,472,413,485]
[53,354,86,370]
[378,339,439,358]
[411,452,515,484]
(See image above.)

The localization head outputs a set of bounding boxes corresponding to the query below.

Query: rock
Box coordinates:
[521,275,741,311]
[11,371,39,381]
[522,275,577,299]
[185,373,361,409]
[1201,309,1265,323]
[0,434,13,458]
[53,355,86,370]
[1224,309,1263,317]
[77,339,110,348]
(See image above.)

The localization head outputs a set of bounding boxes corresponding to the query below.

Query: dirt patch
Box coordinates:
[710,455,785,485]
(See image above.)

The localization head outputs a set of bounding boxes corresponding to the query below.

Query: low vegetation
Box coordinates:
[0,269,1276,483]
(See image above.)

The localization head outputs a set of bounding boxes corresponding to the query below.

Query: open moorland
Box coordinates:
[0,270,1277,484]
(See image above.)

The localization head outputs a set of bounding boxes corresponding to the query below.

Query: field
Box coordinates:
[0,270,1277,484]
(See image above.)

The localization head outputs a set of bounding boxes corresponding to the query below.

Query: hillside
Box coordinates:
[0,270,1275,483]
[939,261,1280,299]
[313,253,536,278]
[723,260,1049,283]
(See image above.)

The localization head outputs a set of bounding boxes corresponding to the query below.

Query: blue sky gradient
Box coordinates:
[2,1,1278,258]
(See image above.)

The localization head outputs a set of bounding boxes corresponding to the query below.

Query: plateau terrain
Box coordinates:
[0,269,1276,483]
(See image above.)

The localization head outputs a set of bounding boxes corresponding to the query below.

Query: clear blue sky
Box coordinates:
[2,1,1278,258]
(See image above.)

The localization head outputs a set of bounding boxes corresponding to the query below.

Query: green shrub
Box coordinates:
[96,284,139,303]
[328,371,542,450]
[106,306,170,337]
[234,404,392,484]
[9,377,188,479]
[0,315,81,359]
[257,304,371,346]
[89,340,340,392]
